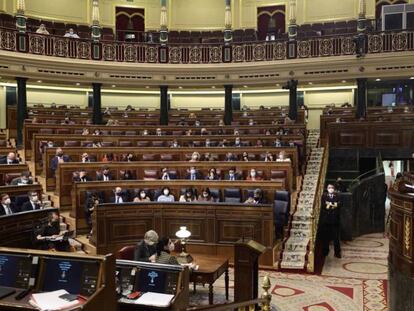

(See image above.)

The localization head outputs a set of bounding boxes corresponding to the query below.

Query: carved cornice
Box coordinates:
[0,49,413,87]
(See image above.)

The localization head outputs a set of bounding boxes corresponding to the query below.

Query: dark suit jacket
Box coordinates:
[320,193,341,225]
[10,178,33,186]
[108,193,129,204]
[134,240,157,262]
[0,203,19,216]
[73,176,92,183]
[96,173,113,181]
[224,173,242,180]
[50,155,70,173]
[0,158,19,165]
[21,201,41,212]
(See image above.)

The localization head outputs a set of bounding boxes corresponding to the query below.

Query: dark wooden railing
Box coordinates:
[1,27,413,64]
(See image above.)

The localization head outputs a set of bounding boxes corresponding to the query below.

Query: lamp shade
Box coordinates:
[176,226,191,239]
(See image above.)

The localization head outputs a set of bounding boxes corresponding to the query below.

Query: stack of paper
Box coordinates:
[135,292,174,307]
[29,290,79,310]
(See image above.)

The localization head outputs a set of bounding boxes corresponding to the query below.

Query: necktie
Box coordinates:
[116,196,119,204]
[4,205,12,215]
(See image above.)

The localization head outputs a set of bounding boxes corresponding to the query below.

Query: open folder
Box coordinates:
[29,290,80,310]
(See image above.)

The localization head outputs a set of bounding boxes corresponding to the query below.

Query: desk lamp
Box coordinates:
[175,226,193,263]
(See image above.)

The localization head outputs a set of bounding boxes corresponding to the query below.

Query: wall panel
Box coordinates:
[24,0,89,24]
[27,88,88,107]
[101,92,159,109]
[241,92,289,108]
[170,94,224,109]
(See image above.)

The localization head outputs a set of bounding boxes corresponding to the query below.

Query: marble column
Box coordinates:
[160,85,169,125]
[92,83,103,124]
[356,78,367,118]
[224,85,233,125]
[287,79,298,121]
[16,77,27,147]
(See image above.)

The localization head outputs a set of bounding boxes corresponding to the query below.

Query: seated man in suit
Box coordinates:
[11,171,34,185]
[50,148,70,176]
[134,230,159,262]
[73,169,92,183]
[96,167,113,181]
[110,187,128,204]
[186,167,203,180]
[0,194,19,215]
[0,152,20,165]
[21,191,42,211]
[224,168,242,181]
[244,189,264,204]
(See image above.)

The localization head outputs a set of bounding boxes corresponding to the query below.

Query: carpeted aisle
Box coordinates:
[189,233,388,311]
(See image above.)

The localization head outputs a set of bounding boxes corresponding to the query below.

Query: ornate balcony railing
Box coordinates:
[0,27,413,64]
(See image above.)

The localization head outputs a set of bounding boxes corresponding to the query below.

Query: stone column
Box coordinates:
[16,77,27,147]
[224,85,233,125]
[288,0,297,40]
[287,79,298,121]
[160,0,168,45]
[160,85,169,125]
[356,78,367,119]
[357,0,367,33]
[92,83,103,124]
[224,0,233,44]
[16,0,27,33]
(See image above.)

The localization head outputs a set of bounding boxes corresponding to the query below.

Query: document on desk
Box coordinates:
[134,292,174,307]
[30,290,79,310]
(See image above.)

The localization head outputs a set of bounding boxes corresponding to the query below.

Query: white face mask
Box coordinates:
[203,193,209,197]
[48,143,54,147]
[163,190,170,196]
[168,242,175,252]
[32,196,39,202]
[251,171,256,177]
[4,198,11,205]
[328,188,334,194]
[235,140,240,145]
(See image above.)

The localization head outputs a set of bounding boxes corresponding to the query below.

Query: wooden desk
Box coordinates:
[190,255,229,305]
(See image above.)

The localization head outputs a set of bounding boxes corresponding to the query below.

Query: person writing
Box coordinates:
[134,230,159,262]
[36,211,70,251]
[156,237,179,265]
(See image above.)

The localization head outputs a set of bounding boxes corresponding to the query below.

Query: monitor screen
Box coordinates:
[0,254,32,289]
[135,268,179,294]
[40,258,99,296]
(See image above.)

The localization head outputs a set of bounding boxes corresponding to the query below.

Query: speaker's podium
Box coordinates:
[234,239,266,303]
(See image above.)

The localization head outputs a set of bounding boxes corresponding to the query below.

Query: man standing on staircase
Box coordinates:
[320,184,341,258]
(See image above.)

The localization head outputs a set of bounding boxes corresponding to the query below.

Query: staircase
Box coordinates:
[277,130,328,272]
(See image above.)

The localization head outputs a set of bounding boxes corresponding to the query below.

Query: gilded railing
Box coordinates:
[306,144,329,272]
[1,27,413,64]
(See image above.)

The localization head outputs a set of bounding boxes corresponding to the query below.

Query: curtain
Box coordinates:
[375,0,407,20]
[257,5,286,40]
[115,7,145,42]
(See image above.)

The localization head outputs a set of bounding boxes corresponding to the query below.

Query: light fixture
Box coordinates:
[175,226,193,263]
[145,86,150,89]
[410,77,414,80]
[37,80,42,83]
[308,82,313,85]
[111,84,116,88]
[76,82,80,86]
[243,85,248,88]
[276,83,280,87]
[375,78,381,82]
[178,86,183,89]
[342,80,346,83]
[211,86,216,89]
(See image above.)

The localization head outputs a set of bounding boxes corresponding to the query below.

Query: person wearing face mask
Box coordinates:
[64,28,80,39]
[179,188,197,202]
[11,171,33,186]
[224,168,242,181]
[142,129,149,136]
[50,148,70,176]
[84,192,101,235]
[205,139,212,147]
[21,191,42,211]
[264,152,274,162]
[0,152,19,165]
[234,137,242,147]
[186,167,202,180]
[120,170,134,180]
[194,120,201,127]
[200,128,208,136]
[0,194,18,216]
[133,190,151,202]
[156,237,179,265]
[197,187,215,202]
[96,167,113,181]
[171,139,180,148]
[244,189,264,204]
[320,184,341,258]
[246,169,262,181]
[156,128,163,136]
[157,187,175,202]
[242,152,250,162]
[205,168,220,180]
[110,187,128,204]
[274,139,282,147]
[225,152,236,161]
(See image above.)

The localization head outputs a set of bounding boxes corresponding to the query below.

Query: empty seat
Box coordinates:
[142,154,156,161]
[223,188,241,203]
[111,130,123,135]
[125,130,136,136]
[160,154,174,161]
[73,129,83,134]
[3,173,21,185]
[14,194,30,209]
[209,188,221,202]
[64,141,80,147]
[45,120,58,124]
[271,170,286,181]
[119,141,132,147]
[137,141,150,147]
[56,129,70,134]
[101,141,114,147]
[275,190,290,206]
[274,200,289,238]
[144,169,158,180]
[152,141,165,147]
[81,141,93,147]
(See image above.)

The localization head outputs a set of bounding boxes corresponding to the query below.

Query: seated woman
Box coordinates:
[157,187,175,202]
[246,169,263,181]
[179,188,197,202]
[189,152,200,162]
[205,168,220,180]
[134,230,158,262]
[197,188,215,202]
[36,211,70,251]
[133,190,151,202]
[156,237,179,265]
[276,151,291,162]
